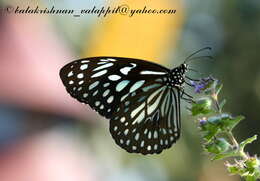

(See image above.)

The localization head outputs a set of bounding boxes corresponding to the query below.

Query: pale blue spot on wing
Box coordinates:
[116,80,130,92]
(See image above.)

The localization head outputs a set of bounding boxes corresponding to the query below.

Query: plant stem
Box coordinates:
[215,98,221,112]
[213,92,248,160]
[211,91,245,157]
[226,131,239,148]
[211,92,221,113]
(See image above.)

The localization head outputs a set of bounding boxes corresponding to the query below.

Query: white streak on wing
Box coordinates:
[142,84,161,92]
[116,80,130,92]
[89,81,99,90]
[131,102,145,118]
[120,67,131,75]
[148,131,152,139]
[91,70,107,78]
[100,59,110,62]
[80,64,88,70]
[107,96,114,103]
[165,90,171,114]
[67,71,73,77]
[131,63,137,67]
[154,131,158,139]
[81,60,89,63]
[147,145,151,150]
[132,110,145,125]
[173,89,180,130]
[104,83,110,87]
[120,63,137,75]
[140,71,167,75]
[171,90,178,130]
[108,75,121,81]
[161,89,170,116]
[97,62,107,65]
[135,133,140,140]
[93,63,113,71]
[121,94,128,101]
[129,80,145,93]
[77,73,84,79]
[147,88,165,114]
[103,89,110,97]
[155,78,163,82]
[107,58,116,62]
[147,87,164,104]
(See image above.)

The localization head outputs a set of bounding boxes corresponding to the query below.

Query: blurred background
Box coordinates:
[0,0,259,180]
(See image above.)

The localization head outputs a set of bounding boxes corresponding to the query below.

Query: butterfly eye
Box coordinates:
[60,57,189,154]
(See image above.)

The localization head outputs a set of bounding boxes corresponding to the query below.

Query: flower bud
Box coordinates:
[199,117,207,126]
[245,156,260,173]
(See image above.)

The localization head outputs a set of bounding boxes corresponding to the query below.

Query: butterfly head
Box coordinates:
[169,63,188,87]
[180,63,188,74]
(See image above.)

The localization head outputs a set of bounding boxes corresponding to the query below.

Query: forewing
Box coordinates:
[59,57,169,118]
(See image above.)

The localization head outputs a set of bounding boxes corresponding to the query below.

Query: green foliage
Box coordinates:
[189,77,260,181]
[205,138,230,154]
[191,97,213,116]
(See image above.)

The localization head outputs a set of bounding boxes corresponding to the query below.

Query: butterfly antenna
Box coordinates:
[188,68,205,76]
[184,47,212,64]
[185,55,214,64]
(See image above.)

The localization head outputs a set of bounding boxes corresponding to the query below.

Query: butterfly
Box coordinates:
[59,48,211,155]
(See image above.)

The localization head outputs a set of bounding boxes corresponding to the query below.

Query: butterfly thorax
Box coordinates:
[168,63,188,88]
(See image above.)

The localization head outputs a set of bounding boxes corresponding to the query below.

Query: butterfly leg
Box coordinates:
[185,81,195,87]
[180,88,195,104]
[181,90,193,99]
[181,97,195,104]
[185,77,200,82]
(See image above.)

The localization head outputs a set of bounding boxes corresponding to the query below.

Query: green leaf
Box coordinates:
[191,97,213,116]
[245,176,257,181]
[202,130,219,141]
[240,135,258,151]
[200,115,224,141]
[208,114,244,131]
[207,114,226,124]
[222,115,244,131]
[215,138,231,152]
[212,150,239,160]
[200,121,220,141]
[205,138,230,154]
[205,142,220,154]
[199,114,244,141]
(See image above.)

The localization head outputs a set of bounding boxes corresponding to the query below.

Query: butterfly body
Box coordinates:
[60,57,188,154]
